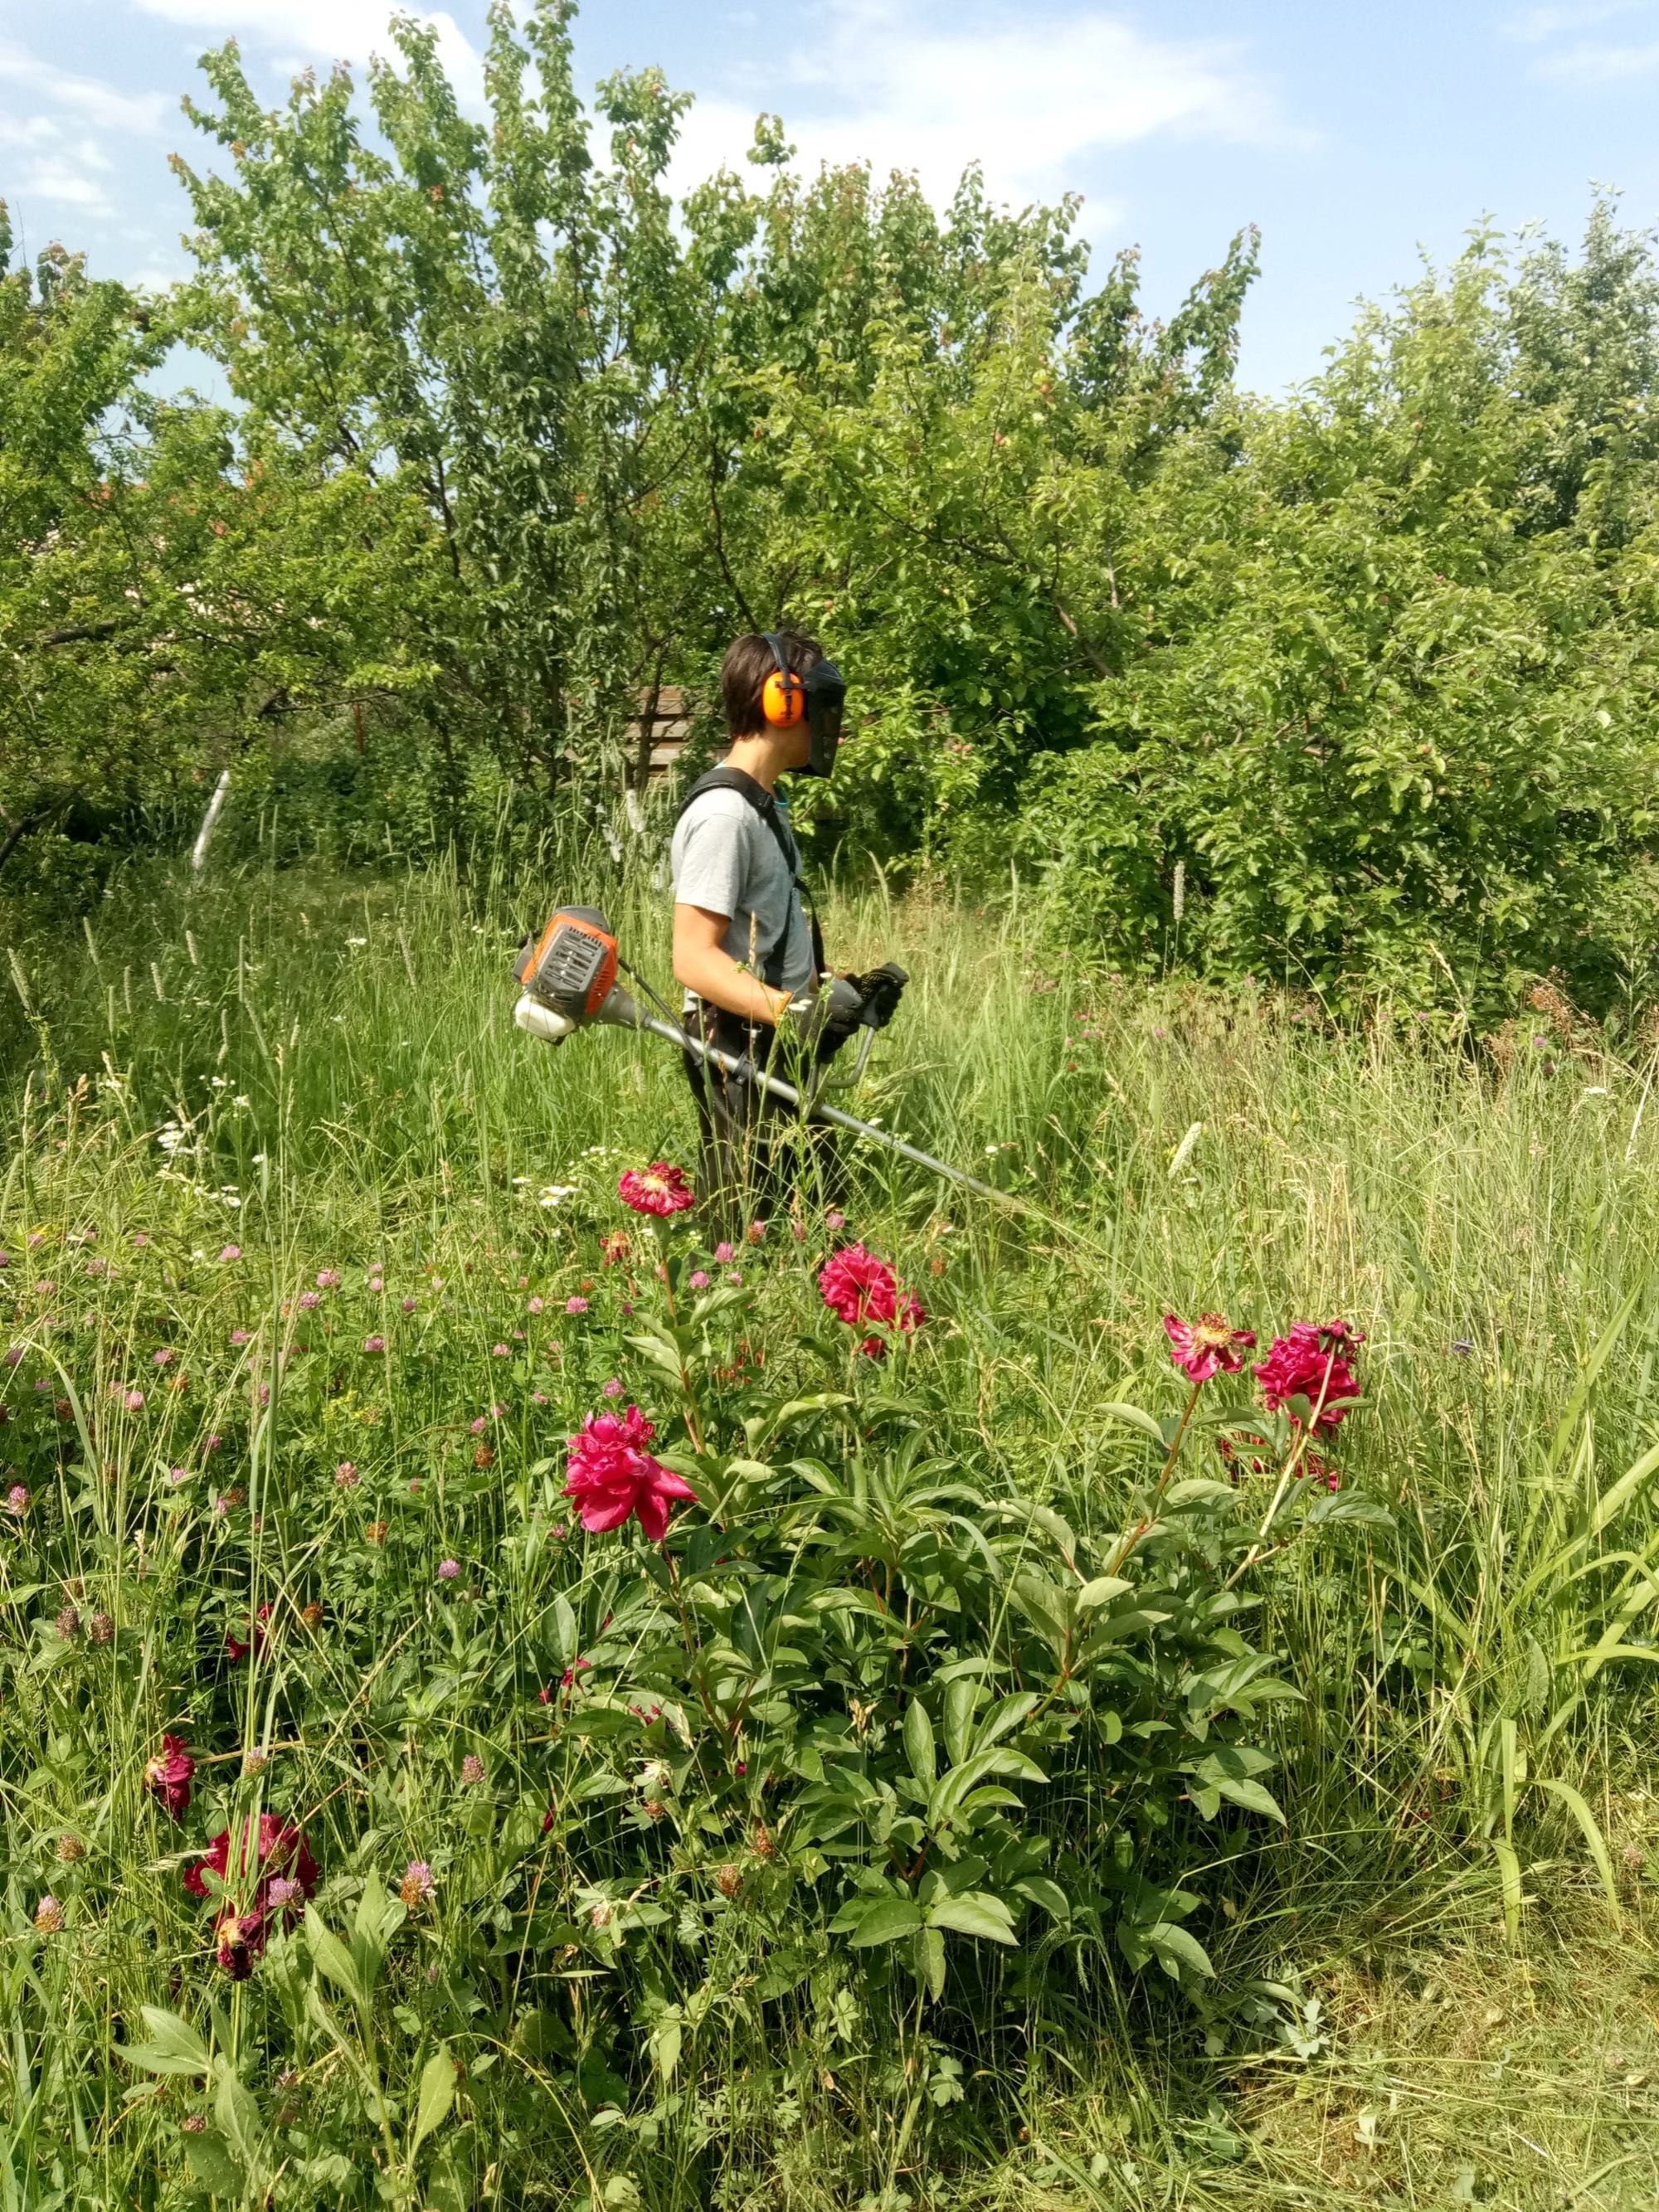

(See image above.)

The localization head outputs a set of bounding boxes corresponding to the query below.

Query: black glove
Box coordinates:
[844,962,908,1031]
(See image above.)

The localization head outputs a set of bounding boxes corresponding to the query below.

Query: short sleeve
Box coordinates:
[672,798,747,921]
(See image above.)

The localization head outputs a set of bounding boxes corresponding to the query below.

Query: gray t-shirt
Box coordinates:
[670,784,814,997]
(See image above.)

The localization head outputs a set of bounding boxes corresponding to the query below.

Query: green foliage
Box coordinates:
[2,867,1659,2200]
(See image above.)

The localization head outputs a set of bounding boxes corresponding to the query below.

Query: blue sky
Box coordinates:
[5,0,1659,392]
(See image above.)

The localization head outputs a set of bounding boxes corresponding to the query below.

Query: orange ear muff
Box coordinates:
[762,668,806,728]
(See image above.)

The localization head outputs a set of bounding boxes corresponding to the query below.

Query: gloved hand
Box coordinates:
[781,973,864,1051]
[842,962,908,1031]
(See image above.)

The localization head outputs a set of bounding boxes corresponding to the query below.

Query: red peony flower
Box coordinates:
[1254,1320,1364,1436]
[1163,1312,1256,1384]
[562,1404,695,1542]
[617,1163,694,1218]
[225,1601,272,1665]
[818,1243,926,1358]
[144,1733,195,1821]
[185,1814,319,1977]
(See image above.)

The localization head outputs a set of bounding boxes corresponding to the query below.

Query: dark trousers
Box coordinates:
[682,1002,843,1236]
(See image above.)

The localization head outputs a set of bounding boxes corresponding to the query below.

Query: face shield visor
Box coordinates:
[800,659,845,779]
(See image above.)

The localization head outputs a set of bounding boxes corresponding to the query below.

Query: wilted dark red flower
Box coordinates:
[562,1406,693,1541]
[185,1815,319,1976]
[1254,1320,1364,1436]
[225,1602,272,1665]
[1163,1312,1256,1383]
[144,1733,195,1821]
[617,1163,694,1217]
[818,1243,926,1357]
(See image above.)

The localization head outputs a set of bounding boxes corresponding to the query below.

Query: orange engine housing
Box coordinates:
[513,906,619,1019]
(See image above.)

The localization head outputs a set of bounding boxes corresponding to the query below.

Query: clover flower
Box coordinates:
[601,1377,623,1399]
[562,1405,693,1542]
[746,1219,767,1245]
[818,1244,926,1359]
[299,1291,320,1310]
[364,1334,386,1354]
[460,1753,485,1787]
[123,1389,145,1412]
[688,1271,709,1291]
[230,1329,252,1345]
[1163,1312,1257,1384]
[35,1896,64,1935]
[336,1461,360,1487]
[401,1860,435,1907]
[617,1163,694,1217]
[437,1558,461,1581]
[144,1733,195,1821]
[564,1297,587,1316]
[6,1484,29,1518]
[315,1270,341,1290]
[218,1245,241,1262]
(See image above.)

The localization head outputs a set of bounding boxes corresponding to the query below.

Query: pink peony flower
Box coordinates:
[818,1244,926,1358]
[144,1734,195,1820]
[618,1163,694,1217]
[1163,1313,1257,1384]
[1254,1321,1364,1436]
[562,1405,695,1542]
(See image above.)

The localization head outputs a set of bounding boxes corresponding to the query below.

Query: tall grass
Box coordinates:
[2,849,1658,2207]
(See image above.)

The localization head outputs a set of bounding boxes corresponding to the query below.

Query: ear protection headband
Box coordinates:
[761,633,807,728]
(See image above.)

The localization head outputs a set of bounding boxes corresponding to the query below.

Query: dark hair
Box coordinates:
[720,630,823,738]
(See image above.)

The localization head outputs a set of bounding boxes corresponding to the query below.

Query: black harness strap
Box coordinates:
[676,766,826,988]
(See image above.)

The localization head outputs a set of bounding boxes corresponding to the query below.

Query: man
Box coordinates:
[670,630,865,1226]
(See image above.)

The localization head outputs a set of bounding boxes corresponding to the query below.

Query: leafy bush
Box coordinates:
[0,1095,1387,2201]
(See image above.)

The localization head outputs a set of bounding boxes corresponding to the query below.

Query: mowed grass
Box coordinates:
[2,848,1659,2208]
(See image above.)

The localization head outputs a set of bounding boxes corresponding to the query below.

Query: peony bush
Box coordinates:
[0,1143,1387,2205]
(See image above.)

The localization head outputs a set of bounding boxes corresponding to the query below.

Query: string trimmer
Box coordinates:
[512,903,1034,1214]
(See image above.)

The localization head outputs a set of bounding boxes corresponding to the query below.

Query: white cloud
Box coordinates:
[1534,33,1659,75]
[0,39,170,134]
[666,0,1285,216]
[16,158,116,216]
[0,41,167,223]
[1505,0,1645,38]
[131,0,485,114]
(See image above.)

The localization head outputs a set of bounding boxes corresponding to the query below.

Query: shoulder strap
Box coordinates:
[677,767,826,986]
